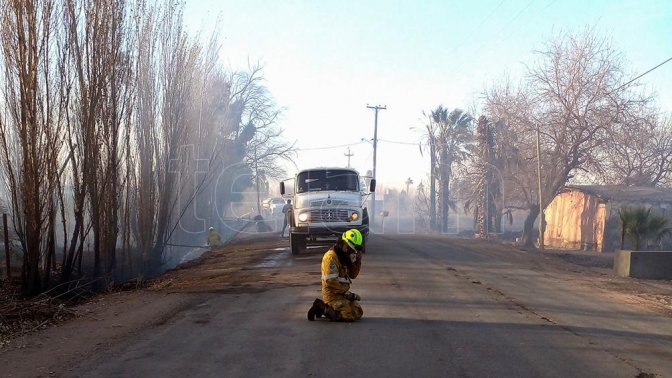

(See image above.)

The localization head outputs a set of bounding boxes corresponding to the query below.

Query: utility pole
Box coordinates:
[404,177,413,211]
[367,104,386,226]
[536,128,544,250]
[255,145,261,216]
[405,177,413,196]
[344,147,354,168]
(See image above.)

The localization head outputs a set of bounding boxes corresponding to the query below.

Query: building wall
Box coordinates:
[544,190,606,251]
[595,202,606,252]
[545,191,672,252]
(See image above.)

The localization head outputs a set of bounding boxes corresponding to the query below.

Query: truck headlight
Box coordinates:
[298,212,309,222]
[350,212,359,221]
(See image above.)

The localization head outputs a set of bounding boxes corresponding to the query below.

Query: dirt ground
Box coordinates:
[0,233,322,377]
[479,238,672,315]
[1,234,671,377]
[150,234,316,294]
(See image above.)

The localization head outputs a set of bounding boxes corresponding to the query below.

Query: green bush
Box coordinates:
[617,206,672,250]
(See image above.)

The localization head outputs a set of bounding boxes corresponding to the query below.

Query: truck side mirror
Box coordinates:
[280,182,286,195]
[369,179,376,193]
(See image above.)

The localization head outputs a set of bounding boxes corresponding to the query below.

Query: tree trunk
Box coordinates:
[493,211,503,234]
[476,116,487,238]
[440,148,450,233]
[429,141,437,230]
[520,204,540,247]
[44,207,56,290]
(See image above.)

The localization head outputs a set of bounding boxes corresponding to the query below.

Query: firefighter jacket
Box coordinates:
[321,248,361,304]
[208,230,223,246]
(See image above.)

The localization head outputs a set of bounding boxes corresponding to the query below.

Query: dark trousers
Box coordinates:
[280,216,288,235]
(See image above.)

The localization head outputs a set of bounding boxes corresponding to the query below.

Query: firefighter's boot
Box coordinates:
[307,298,326,321]
[323,304,342,322]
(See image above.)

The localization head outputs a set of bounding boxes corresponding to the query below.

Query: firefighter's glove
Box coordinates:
[343,291,361,302]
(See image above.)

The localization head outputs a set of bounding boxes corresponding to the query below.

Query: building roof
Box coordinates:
[564,185,672,203]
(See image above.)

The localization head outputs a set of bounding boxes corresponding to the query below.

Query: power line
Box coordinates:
[488,0,558,52]
[449,0,507,56]
[452,0,558,81]
[296,141,366,151]
[363,149,373,166]
[377,138,421,146]
[295,138,421,152]
[612,56,672,93]
[449,0,537,77]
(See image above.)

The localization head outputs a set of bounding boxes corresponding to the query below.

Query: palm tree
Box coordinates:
[617,206,672,250]
[431,107,474,233]
[417,122,438,230]
[470,116,491,238]
[463,116,509,237]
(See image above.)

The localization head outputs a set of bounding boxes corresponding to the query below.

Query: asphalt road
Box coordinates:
[68,234,671,378]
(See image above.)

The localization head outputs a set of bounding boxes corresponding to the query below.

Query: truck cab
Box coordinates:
[280,167,376,255]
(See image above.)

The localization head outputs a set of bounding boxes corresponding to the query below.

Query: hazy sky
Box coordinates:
[183,0,672,191]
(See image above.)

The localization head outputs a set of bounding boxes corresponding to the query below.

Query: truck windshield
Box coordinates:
[297,170,359,193]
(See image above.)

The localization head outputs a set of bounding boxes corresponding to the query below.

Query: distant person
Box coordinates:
[207,226,222,247]
[307,229,364,322]
[280,199,292,237]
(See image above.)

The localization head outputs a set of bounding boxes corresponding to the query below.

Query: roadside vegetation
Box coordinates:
[0,0,295,298]
[618,206,672,250]
[414,29,671,247]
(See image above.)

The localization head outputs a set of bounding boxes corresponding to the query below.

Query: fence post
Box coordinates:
[3,213,10,279]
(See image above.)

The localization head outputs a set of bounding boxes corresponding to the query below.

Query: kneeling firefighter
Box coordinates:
[307,229,364,322]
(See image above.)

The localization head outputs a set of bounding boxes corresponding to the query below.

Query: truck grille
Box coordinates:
[310,209,349,222]
[310,199,349,207]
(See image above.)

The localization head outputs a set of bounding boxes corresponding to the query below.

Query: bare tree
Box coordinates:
[413,181,430,229]
[594,111,672,187]
[230,65,295,183]
[0,0,296,291]
[0,0,63,295]
[129,0,159,276]
[194,65,294,226]
[484,28,657,247]
[60,0,133,286]
[145,3,201,274]
[134,7,296,274]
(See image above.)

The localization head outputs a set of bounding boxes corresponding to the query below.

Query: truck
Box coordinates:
[262,197,286,218]
[280,167,376,255]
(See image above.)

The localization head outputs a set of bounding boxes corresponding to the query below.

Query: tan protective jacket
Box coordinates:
[321,249,361,303]
[208,230,222,246]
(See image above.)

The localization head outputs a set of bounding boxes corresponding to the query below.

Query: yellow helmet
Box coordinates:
[342,229,363,251]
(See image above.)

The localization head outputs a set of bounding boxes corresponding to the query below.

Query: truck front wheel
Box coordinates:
[360,231,368,254]
[290,233,305,255]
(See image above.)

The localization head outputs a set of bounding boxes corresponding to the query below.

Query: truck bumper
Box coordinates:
[291,223,369,236]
